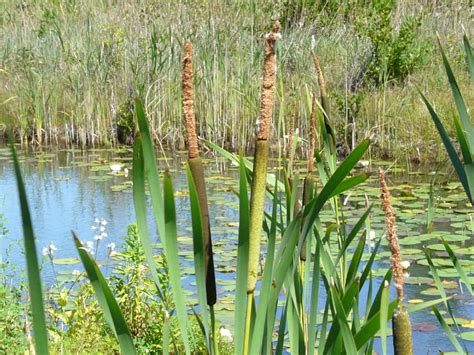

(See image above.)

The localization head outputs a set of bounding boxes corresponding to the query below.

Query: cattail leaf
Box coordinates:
[249,178,279,354]
[301,139,370,238]
[72,233,136,354]
[9,137,49,355]
[186,163,210,341]
[163,172,191,354]
[132,136,165,300]
[380,282,389,355]
[432,306,465,353]
[234,153,250,355]
[453,115,473,165]
[329,285,357,354]
[345,232,366,286]
[464,34,474,84]
[307,242,320,355]
[440,237,473,295]
[134,99,166,246]
[438,38,474,153]
[354,300,398,350]
[330,173,370,198]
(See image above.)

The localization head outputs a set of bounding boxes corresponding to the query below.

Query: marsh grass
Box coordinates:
[1,1,472,161]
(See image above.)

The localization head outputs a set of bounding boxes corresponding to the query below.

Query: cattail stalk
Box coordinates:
[182,41,217,307]
[244,21,281,354]
[379,169,413,355]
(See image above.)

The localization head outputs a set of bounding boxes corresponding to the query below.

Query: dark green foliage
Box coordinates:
[354,0,427,86]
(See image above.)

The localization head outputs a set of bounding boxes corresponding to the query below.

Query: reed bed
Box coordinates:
[1,1,472,161]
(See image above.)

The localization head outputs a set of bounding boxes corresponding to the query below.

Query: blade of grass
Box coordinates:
[234,153,250,355]
[132,136,165,300]
[72,233,136,354]
[186,163,211,343]
[432,306,464,353]
[464,34,474,83]
[380,281,389,355]
[440,237,473,295]
[9,136,49,355]
[163,172,191,354]
[419,91,472,203]
[438,39,474,153]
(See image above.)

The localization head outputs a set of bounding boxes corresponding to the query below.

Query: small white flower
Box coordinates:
[95,218,100,224]
[107,242,116,252]
[43,242,57,258]
[100,226,106,232]
[94,235,103,241]
[42,247,49,256]
[72,269,81,277]
[369,230,376,241]
[401,260,411,269]
[85,241,94,253]
[220,327,233,342]
[91,225,97,230]
[100,219,107,226]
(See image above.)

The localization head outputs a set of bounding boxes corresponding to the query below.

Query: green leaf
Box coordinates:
[186,164,210,343]
[432,306,464,353]
[354,300,398,349]
[132,137,165,300]
[135,99,166,245]
[464,34,474,84]
[419,91,472,204]
[163,172,191,354]
[380,282,389,355]
[9,137,49,355]
[72,233,136,354]
[441,237,473,295]
[439,39,474,153]
[302,139,370,239]
[330,173,370,198]
[329,285,357,354]
[249,177,279,354]
[234,153,250,355]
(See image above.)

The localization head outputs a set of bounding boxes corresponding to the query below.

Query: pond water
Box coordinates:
[0,145,473,353]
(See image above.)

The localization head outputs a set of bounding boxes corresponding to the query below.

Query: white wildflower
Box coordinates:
[42,242,57,258]
[219,327,233,342]
[72,269,81,277]
[107,242,116,255]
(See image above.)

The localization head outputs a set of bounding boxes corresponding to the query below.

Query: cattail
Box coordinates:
[182,41,217,307]
[244,21,281,354]
[247,20,281,294]
[379,169,413,355]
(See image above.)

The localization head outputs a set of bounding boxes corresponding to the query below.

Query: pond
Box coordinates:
[0,145,473,353]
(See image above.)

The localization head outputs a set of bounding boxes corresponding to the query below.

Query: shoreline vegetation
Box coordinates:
[1,1,473,161]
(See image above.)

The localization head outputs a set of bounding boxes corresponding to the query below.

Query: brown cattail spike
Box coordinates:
[379,169,405,302]
[257,21,281,141]
[183,41,199,159]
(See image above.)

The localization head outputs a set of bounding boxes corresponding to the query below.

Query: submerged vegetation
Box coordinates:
[1,2,474,354]
[1,0,473,161]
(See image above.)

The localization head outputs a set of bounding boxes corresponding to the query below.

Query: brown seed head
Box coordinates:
[182,41,199,159]
[257,21,281,141]
[379,169,405,302]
